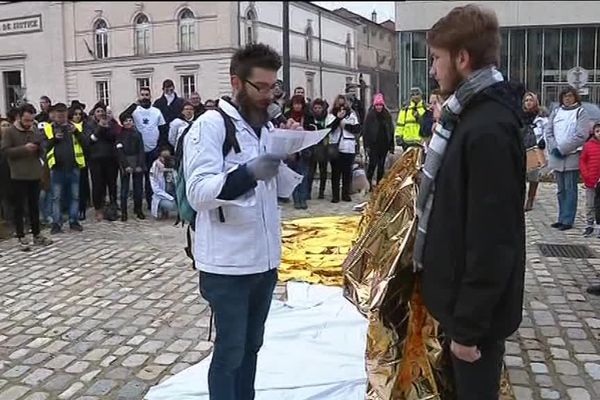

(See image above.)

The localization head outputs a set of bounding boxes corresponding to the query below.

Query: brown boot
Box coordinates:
[95,209,104,222]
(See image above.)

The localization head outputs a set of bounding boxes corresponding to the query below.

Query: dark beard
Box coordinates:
[440,63,465,96]
[236,88,268,129]
[140,99,151,109]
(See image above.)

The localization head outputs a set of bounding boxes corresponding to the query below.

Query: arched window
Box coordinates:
[345,33,352,67]
[94,19,108,59]
[245,9,257,45]
[135,13,150,55]
[179,8,195,52]
[305,26,314,61]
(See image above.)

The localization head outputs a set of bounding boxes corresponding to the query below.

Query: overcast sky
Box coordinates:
[313,2,395,23]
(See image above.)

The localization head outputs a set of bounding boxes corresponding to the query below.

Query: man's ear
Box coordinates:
[231,75,242,92]
[455,49,472,75]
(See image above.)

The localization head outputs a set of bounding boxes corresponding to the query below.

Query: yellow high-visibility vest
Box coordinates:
[395,100,426,143]
[43,123,86,169]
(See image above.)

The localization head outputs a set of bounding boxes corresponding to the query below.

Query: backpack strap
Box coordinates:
[174,122,195,171]
[216,107,241,157]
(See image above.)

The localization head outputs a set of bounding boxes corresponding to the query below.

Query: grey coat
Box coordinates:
[545,105,590,172]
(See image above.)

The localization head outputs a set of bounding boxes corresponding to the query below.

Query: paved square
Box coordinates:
[0,184,599,399]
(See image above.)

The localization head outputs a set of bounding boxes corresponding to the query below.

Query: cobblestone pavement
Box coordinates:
[1,183,600,399]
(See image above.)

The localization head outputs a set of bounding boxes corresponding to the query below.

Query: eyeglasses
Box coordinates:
[244,79,277,94]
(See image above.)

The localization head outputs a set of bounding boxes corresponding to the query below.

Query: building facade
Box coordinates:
[395,1,600,106]
[0,1,368,115]
[334,8,399,110]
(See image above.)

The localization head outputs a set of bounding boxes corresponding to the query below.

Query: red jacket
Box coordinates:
[580,137,600,188]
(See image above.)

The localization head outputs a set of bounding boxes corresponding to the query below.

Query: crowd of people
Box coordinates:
[0,72,409,249]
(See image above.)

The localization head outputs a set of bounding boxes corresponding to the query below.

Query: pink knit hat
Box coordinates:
[373,93,385,106]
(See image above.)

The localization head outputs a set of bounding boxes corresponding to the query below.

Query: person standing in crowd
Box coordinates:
[36,96,52,124]
[363,93,394,190]
[345,84,365,125]
[168,101,196,149]
[272,79,286,110]
[0,118,13,228]
[116,112,146,221]
[86,102,119,222]
[579,122,600,237]
[68,102,91,220]
[522,92,548,212]
[283,95,311,209]
[184,43,285,400]
[420,89,444,142]
[189,92,206,119]
[43,103,85,234]
[149,147,178,219]
[124,87,167,211]
[1,104,52,250]
[395,87,426,148]
[546,87,590,231]
[326,94,361,203]
[415,5,526,399]
[153,79,185,128]
[306,98,329,200]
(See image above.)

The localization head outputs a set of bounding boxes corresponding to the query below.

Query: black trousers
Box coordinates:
[367,149,387,184]
[330,153,354,200]
[79,167,91,213]
[11,179,40,238]
[89,158,118,210]
[308,158,328,197]
[120,172,144,214]
[449,339,505,400]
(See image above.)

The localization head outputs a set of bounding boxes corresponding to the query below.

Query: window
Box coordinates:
[306,73,314,100]
[345,34,352,67]
[379,31,384,40]
[135,14,150,55]
[96,81,110,106]
[94,19,109,59]
[411,32,426,59]
[499,30,509,76]
[179,8,195,52]
[561,28,578,74]
[245,9,257,45]
[136,77,150,94]
[509,29,526,83]
[3,71,23,111]
[527,29,543,94]
[181,75,195,99]
[544,28,560,82]
[305,26,313,61]
[579,27,596,74]
[411,32,428,95]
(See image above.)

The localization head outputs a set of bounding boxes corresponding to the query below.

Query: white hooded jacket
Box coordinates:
[183,100,281,275]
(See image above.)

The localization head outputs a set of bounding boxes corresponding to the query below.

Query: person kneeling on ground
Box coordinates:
[149,147,177,219]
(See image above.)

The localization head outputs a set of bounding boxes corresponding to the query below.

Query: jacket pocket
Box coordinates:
[207,205,259,266]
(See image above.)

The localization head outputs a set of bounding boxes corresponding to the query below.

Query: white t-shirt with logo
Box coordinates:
[132,105,166,152]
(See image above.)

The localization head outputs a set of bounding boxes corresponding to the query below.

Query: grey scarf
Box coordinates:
[413,67,504,272]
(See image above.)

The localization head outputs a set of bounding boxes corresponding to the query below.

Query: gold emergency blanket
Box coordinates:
[342,148,515,400]
[279,216,361,286]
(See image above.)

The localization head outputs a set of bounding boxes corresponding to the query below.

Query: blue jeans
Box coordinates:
[158,199,177,217]
[51,168,80,226]
[555,170,579,226]
[289,159,309,205]
[39,190,53,224]
[199,269,277,400]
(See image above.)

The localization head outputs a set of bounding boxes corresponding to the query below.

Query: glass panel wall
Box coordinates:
[399,26,600,106]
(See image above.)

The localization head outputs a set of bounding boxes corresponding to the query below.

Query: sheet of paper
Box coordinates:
[266,128,330,155]
[276,165,304,198]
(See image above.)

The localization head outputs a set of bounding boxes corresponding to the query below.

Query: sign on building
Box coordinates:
[567,66,589,91]
[0,15,42,36]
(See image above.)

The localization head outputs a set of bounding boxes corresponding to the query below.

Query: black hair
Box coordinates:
[294,86,305,92]
[18,103,37,117]
[7,107,20,123]
[162,79,174,89]
[560,87,582,106]
[40,95,51,104]
[230,43,282,81]
[140,86,151,94]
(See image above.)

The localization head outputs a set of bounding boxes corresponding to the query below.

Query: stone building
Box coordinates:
[0,1,369,115]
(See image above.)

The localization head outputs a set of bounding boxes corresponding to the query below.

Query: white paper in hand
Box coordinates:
[276,165,304,198]
[266,129,330,155]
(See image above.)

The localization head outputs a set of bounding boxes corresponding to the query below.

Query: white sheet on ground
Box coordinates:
[145,282,368,400]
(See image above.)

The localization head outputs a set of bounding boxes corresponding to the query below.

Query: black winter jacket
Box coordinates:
[153,94,185,125]
[363,107,394,154]
[420,82,526,347]
[116,128,145,171]
[85,118,117,161]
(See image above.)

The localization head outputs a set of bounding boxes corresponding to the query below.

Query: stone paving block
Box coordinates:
[85,379,116,396]
[43,373,73,391]
[65,362,89,374]
[567,388,591,400]
[116,380,147,400]
[23,393,49,400]
[0,386,30,400]
[21,368,53,386]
